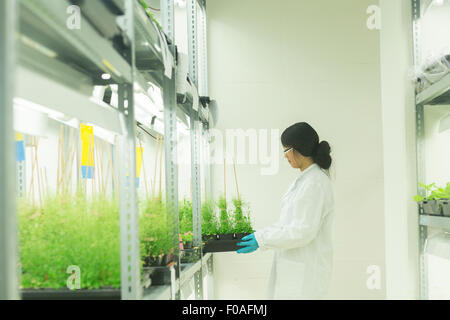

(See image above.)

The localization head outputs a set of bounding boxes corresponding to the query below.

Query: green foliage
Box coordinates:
[415,182,450,202]
[200,196,255,235]
[139,198,173,260]
[217,196,232,234]
[179,198,193,235]
[18,194,121,289]
[181,231,194,243]
[231,197,254,234]
[201,200,218,235]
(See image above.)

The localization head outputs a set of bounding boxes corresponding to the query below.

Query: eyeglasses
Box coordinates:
[283,147,293,154]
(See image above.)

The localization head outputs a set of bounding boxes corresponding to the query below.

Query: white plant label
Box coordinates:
[66,265,81,290]
[67,5,81,30]
[366,5,381,31]
[366,265,381,290]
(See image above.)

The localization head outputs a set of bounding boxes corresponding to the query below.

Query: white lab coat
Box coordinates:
[254,163,334,300]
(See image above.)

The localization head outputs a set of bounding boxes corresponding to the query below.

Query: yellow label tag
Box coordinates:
[15,133,23,141]
[81,124,94,167]
[136,147,143,178]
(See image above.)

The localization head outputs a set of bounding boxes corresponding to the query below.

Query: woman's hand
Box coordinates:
[236,233,259,254]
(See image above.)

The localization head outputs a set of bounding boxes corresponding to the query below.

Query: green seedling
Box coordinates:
[181,231,194,243]
[414,182,450,202]
[201,201,218,235]
[179,198,193,235]
[139,198,173,263]
[18,193,121,289]
[217,196,232,234]
[231,197,254,234]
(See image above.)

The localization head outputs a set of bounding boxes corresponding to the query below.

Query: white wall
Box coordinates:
[379,0,419,299]
[207,0,385,299]
[424,106,450,187]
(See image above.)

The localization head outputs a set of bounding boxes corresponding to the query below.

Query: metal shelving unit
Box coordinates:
[0,0,20,301]
[1,0,215,300]
[412,0,450,301]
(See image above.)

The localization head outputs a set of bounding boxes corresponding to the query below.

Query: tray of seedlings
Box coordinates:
[201,159,254,253]
[415,182,450,216]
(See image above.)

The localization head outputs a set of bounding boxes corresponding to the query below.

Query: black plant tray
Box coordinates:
[181,247,200,264]
[21,287,121,300]
[202,233,251,253]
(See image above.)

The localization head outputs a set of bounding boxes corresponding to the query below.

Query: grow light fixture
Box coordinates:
[423,0,449,15]
[439,114,450,133]
[14,97,79,129]
[175,0,186,8]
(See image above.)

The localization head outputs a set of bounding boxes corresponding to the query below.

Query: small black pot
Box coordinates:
[440,199,450,217]
[144,256,157,267]
[202,234,214,242]
[156,255,164,266]
[421,199,441,215]
[184,241,193,249]
[163,254,173,266]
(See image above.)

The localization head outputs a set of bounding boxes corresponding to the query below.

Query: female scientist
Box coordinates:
[237,122,334,300]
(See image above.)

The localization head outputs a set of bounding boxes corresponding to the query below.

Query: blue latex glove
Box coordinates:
[236,233,259,254]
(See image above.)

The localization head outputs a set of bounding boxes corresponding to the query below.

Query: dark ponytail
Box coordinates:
[312,141,332,170]
[281,122,332,170]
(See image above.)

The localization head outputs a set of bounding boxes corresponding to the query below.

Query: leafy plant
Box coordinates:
[179,198,193,235]
[414,182,450,202]
[18,193,121,289]
[139,198,173,263]
[201,200,218,235]
[181,231,194,243]
[217,196,232,234]
[231,197,254,234]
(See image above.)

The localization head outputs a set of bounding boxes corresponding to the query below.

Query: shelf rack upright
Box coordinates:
[0,0,20,301]
[412,0,450,300]
[0,0,215,300]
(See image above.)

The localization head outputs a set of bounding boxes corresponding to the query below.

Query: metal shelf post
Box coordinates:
[188,0,204,300]
[161,0,181,301]
[119,0,142,300]
[0,0,19,300]
[412,0,426,300]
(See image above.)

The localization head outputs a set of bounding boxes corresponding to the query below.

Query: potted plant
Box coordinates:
[139,198,174,285]
[438,182,450,217]
[179,198,193,235]
[202,196,255,253]
[231,197,254,240]
[201,200,218,242]
[414,183,442,215]
[217,196,233,240]
[19,193,122,299]
[181,231,194,249]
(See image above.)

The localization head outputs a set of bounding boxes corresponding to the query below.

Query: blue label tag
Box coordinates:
[16,140,25,162]
[81,166,94,179]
